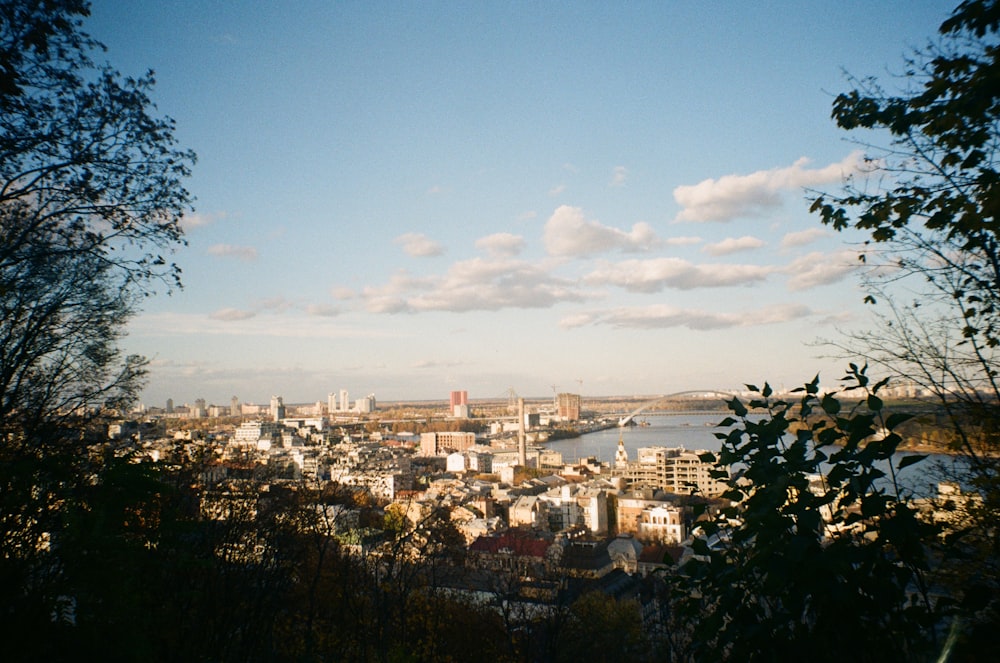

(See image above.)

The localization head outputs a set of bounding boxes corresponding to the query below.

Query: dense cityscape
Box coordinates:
[123,389,731,560]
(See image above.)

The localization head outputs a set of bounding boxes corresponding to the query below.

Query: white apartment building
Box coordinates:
[446,452,466,473]
[637,504,685,544]
[233,420,281,450]
[615,493,684,539]
[615,443,726,496]
[537,483,608,535]
[445,448,495,474]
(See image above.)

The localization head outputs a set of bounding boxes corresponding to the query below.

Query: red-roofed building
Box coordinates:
[467,529,554,576]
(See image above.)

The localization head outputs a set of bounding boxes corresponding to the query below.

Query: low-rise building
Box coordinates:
[420,431,477,456]
[637,504,685,543]
[233,420,281,450]
[509,495,547,529]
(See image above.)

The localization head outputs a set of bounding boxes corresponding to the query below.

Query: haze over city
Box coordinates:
[88,1,956,405]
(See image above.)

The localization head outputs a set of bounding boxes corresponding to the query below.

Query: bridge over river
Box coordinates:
[617,390,735,426]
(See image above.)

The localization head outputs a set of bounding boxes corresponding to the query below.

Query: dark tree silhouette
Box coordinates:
[0,1,194,652]
[810,0,1000,651]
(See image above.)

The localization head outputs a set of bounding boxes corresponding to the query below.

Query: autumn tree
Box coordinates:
[0,0,193,431]
[0,0,194,650]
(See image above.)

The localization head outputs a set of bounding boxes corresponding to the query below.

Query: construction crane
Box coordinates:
[505,387,518,412]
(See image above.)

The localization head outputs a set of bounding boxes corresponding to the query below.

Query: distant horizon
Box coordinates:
[146,392,720,408]
[142,383,900,412]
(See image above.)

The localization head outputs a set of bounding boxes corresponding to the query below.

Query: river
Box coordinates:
[542,413,967,497]
[544,413,725,463]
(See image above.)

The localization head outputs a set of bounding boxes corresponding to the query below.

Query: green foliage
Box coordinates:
[808,2,1000,652]
[671,368,940,662]
[555,592,647,662]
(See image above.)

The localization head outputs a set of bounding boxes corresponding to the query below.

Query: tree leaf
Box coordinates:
[897,454,928,470]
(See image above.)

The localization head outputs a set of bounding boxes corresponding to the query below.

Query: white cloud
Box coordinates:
[210,307,256,321]
[610,165,628,187]
[180,210,228,231]
[814,310,856,326]
[361,258,590,313]
[330,286,355,300]
[544,205,658,257]
[305,304,340,317]
[207,243,258,261]
[664,236,703,247]
[207,297,338,322]
[362,272,433,313]
[476,232,526,257]
[364,295,410,314]
[673,151,865,223]
[558,313,597,329]
[395,232,444,257]
[132,311,399,339]
[549,184,567,196]
[784,250,861,290]
[560,303,812,330]
[256,296,293,312]
[702,236,765,256]
[585,257,773,292]
[413,359,465,369]
[781,227,829,248]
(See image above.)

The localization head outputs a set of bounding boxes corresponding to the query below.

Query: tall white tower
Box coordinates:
[517,398,527,467]
[340,389,349,412]
[270,395,284,421]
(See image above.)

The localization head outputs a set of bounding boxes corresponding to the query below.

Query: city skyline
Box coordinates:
[88,1,956,405]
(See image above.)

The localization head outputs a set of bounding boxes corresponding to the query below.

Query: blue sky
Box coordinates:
[87,1,955,406]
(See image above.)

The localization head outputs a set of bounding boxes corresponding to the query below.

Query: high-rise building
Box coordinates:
[270,395,285,421]
[231,396,240,417]
[450,390,469,417]
[340,389,349,412]
[328,392,337,414]
[166,398,174,413]
[557,393,581,421]
[355,394,375,413]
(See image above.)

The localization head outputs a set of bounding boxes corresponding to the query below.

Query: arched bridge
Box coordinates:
[618,390,735,426]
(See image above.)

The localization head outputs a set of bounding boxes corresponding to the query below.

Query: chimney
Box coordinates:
[518,397,527,467]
